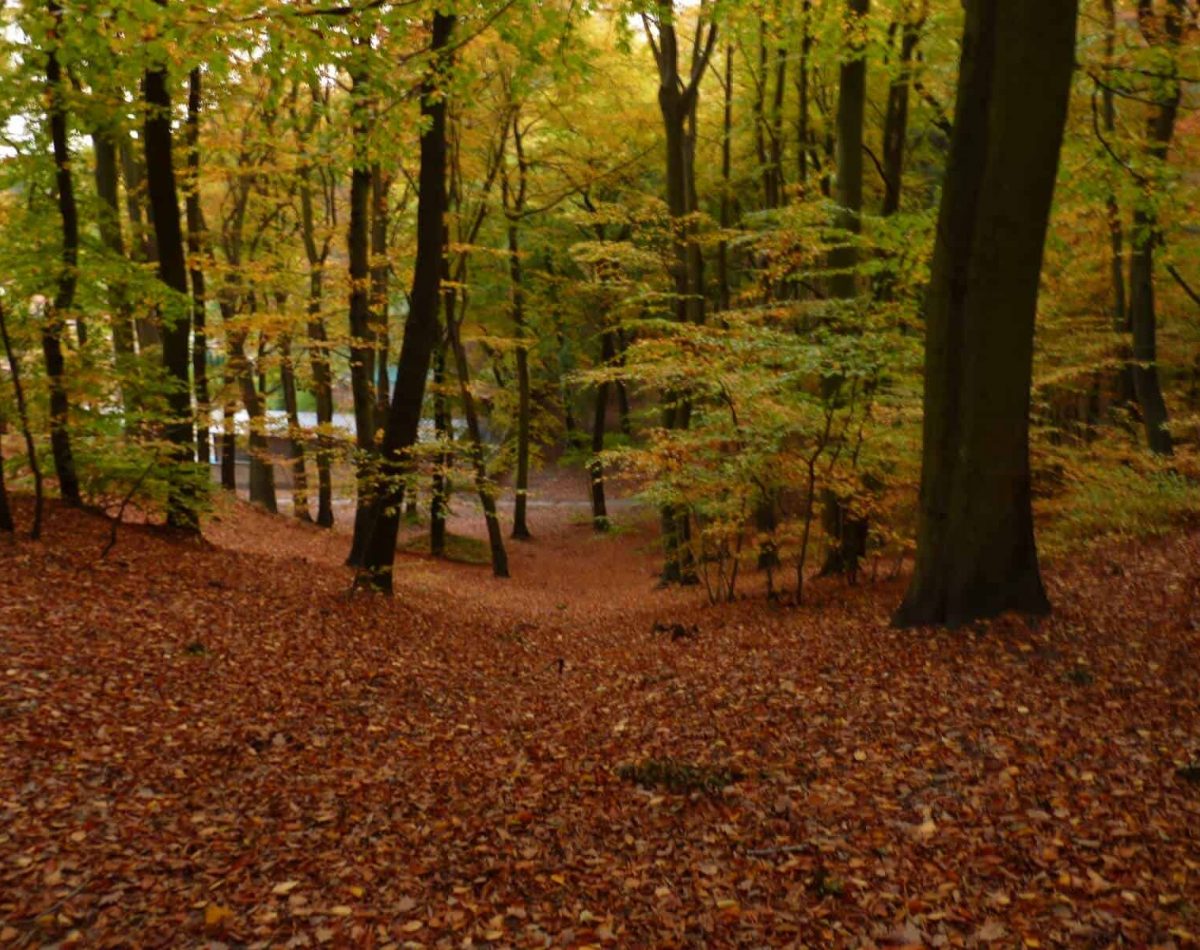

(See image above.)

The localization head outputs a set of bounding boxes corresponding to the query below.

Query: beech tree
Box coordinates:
[894,0,1077,627]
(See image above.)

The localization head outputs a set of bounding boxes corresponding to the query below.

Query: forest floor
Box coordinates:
[1,471,1199,949]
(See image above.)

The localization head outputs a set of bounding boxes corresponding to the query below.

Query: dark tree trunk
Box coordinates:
[306,280,335,527]
[358,12,456,592]
[346,55,377,565]
[1127,0,1183,457]
[717,44,733,312]
[226,321,277,512]
[185,67,211,466]
[796,0,814,188]
[220,397,237,492]
[120,136,163,352]
[504,113,533,541]
[297,107,336,528]
[44,8,82,506]
[589,330,615,532]
[894,0,1076,627]
[0,300,43,538]
[880,4,924,217]
[92,128,137,412]
[279,334,311,522]
[447,296,510,577]
[645,7,716,584]
[143,10,200,532]
[430,322,451,558]
[371,165,391,418]
[830,0,867,300]
[0,420,12,534]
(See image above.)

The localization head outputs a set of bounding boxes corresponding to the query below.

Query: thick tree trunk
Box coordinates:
[186,67,211,466]
[44,10,82,506]
[894,0,1075,627]
[358,12,456,592]
[143,10,200,531]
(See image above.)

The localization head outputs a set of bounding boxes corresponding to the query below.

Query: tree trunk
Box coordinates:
[0,417,12,534]
[894,0,1075,627]
[119,136,163,352]
[143,7,200,531]
[306,276,335,527]
[371,165,391,418]
[346,51,378,566]
[185,67,211,467]
[358,12,456,592]
[92,127,137,416]
[44,7,82,506]
[830,0,868,300]
[430,323,451,557]
[589,331,615,531]
[504,114,533,541]
[880,3,925,216]
[279,334,312,522]
[226,321,277,513]
[446,298,510,578]
[1127,0,1183,457]
[0,300,43,538]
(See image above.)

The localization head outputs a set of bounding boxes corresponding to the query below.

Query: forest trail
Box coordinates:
[2,491,1199,947]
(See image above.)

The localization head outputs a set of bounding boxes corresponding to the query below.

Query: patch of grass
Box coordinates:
[617,758,744,795]
[1040,457,1200,556]
[400,532,491,566]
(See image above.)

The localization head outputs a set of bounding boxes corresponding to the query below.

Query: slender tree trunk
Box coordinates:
[796,0,814,188]
[589,331,615,531]
[1128,0,1183,457]
[346,56,377,565]
[143,7,200,531]
[220,396,237,492]
[430,323,451,557]
[226,321,277,512]
[894,0,1076,627]
[717,44,734,313]
[446,297,510,577]
[92,128,137,415]
[44,8,82,506]
[306,276,335,526]
[880,3,924,216]
[371,165,391,419]
[279,334,311,521]
[120,136,163,352]
[830,0,868,300]
[0,416,12,534]
[186,67,211,467]
[768,19,787,206]
[358,12,456,592]
[0,301,43,538]
[504,116,533,541]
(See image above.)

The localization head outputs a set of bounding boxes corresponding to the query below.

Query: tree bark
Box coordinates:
[880,3,925,216]
[143,5,200,531]
[358,12,456,592]
[1127,0,1183,457]
[92,127,137,415]
[279,333,312,521]
[371,165,391,418]
[504,112,533,541]
[830,0,868,300]
[0,300,43,538]
[44,5,82,506]
[185,67,211,467]
[894,0,1076,627]
[346,49,378,565]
